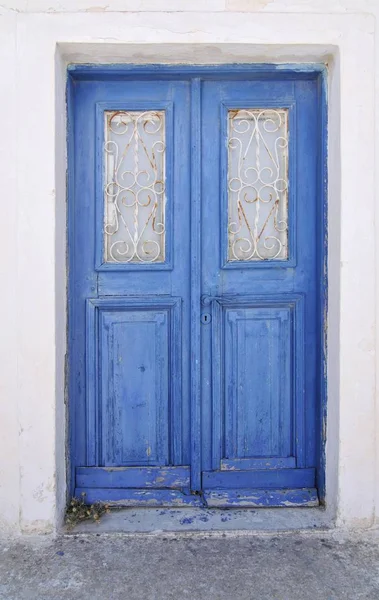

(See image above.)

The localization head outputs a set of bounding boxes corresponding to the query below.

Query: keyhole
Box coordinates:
[201,313,212,324]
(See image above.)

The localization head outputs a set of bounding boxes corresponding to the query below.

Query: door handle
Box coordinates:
[201,294,224,306]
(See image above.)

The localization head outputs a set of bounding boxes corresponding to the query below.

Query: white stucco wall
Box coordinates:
[0,0,377,535]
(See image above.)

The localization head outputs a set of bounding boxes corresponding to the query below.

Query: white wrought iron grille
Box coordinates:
[104,110,166,263]
[227,108,289,261]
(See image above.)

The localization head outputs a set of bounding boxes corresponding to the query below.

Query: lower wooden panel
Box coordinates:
[75,488,203,507]
[223,304,293,460]
[76,466,190,489]
[221,457,296,470]
[204,488,319,508]
[86,297,183,468]
[202,468,315,489]
[210,295,308,474]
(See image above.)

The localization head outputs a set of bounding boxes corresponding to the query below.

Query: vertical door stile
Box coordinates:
[190,78,202,492]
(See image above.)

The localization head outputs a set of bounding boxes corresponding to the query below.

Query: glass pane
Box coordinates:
[227,109,289,261]
[104,110,166,263]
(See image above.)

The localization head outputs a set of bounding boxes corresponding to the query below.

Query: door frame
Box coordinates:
[67,64,328,504]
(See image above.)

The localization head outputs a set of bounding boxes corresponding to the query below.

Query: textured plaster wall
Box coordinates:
[0,0,377,535]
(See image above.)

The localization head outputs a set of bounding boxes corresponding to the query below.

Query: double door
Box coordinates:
[69,68,323,507]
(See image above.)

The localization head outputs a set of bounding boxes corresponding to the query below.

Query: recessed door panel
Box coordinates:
[103,310,168,466]
[224,304,292,460]
[85,297,182,469]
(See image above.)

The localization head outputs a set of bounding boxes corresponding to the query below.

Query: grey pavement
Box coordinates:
[1,529,379,600]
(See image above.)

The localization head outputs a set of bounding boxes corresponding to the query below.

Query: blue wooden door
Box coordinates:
[69,78,195,505]
[200,78,322,507]
[69,67,324,507]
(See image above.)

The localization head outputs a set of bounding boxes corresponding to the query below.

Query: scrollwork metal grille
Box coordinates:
[104,110,166,263]
[227,108,289,261]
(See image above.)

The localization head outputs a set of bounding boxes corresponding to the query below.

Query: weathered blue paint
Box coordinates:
[317,70,329,503]
[221,457,296,470]
[67,63,326,80]
[202,468,315,489]
[204,489,318,508]
[209,294,306,474]
[85,297,182,468]
[76,488,204,507]
[190,78,202,492]
[76,466,190,488]
[68,65,326,508]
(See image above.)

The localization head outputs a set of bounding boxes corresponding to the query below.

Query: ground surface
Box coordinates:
[0,528,379,599]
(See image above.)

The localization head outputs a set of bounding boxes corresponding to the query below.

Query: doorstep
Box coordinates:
[66,506,332,535]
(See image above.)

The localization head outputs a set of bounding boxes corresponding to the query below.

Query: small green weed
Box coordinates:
[65,493,110,529]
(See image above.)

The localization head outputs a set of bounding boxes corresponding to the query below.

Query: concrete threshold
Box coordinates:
[68,506,332,535]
